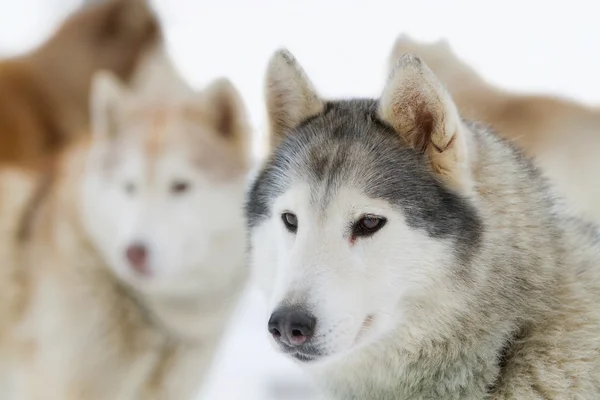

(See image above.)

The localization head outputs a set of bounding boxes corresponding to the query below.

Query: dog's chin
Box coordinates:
[285,326,374,366]
[274,342,326,365]
[286,344,353,367]
[290,352,319,364]
[274,315,386,366]
[113,269,151,291]
[110,264,164,292]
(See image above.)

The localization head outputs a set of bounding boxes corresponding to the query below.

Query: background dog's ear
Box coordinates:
[90,70,128,141]
[197,78,251,151]
[379,54,473,192]
[386,34,453,77]
[265,49,324,149]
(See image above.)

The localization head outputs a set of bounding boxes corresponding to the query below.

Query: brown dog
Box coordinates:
[0,0,159,168]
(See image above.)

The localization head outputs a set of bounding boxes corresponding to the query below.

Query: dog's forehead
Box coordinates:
[120,105,207,157]
[248,99,430,218]
[279,101,416,208]
[108,107,245,181]
[246,99,482,259]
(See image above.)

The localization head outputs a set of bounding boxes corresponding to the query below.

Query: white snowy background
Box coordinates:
[1,1,599,399]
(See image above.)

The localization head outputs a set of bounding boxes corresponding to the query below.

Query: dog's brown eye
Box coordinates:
[352,215,387,239]
[282,212,298,233]
[125,182,136,195]
[171,181,190,194]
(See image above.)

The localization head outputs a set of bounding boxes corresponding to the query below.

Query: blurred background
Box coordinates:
[1,0,599,399]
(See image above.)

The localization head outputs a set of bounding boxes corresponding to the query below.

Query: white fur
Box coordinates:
[83,78,247,299]
[252,184,457,363]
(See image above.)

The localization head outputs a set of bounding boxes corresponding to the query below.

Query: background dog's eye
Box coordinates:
[124,182,136,195]
[352,215,387,239]
[281,212,298,233]
[171,181,190,195]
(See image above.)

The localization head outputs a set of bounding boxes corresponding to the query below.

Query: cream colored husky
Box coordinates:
[0,70,251,399]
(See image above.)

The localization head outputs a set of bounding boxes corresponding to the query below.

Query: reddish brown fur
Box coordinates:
[0,0,158,168]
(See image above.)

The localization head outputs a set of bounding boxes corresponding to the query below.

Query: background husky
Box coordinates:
[0,0,158,167]
[246,49,600,399]
[387,34,600,225]
[0,69,251,399]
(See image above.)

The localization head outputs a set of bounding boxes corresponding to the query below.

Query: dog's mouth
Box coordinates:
[354,314,375,346]
[291,352,317,363]
[272,314,377,365]
[278,316,376,363]
[279,344,321,363]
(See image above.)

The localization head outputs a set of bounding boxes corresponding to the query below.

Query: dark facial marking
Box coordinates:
[245,99,482,263]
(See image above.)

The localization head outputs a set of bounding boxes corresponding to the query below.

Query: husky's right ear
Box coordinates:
[265,49,324,149]
[379,54,473,193]
[90,71,128,141]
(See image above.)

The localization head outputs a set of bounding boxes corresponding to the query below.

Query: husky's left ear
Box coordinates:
[265,49,325,149]
[200,78,250,150]
[379,54,473,192]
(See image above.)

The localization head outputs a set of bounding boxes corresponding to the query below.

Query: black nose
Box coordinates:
[268,306,316,347]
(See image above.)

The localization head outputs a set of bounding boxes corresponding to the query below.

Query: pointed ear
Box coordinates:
[90,71,129,141]
[379,54,473,192]
[197,77,250,149]
[265,49,324,148]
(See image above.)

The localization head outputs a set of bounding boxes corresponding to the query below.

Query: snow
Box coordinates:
[197,288,318,400]
[1,0,600,399]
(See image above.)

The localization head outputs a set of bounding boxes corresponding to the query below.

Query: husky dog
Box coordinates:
[0,71,251,399]
[246,49,600,399]
[387,34,600,225]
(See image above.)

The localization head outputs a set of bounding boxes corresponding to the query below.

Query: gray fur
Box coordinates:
[246,99,482,263]
[247,50,600,399]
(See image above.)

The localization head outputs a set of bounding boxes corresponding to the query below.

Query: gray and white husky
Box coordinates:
[245,48,600,399]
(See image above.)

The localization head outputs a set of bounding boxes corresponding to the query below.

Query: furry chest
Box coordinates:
[9,268,164,400]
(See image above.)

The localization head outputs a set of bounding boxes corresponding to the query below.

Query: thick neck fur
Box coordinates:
[314,124,566,399]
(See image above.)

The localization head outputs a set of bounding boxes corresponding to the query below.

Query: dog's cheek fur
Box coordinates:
[248,222,281,305]
[80,155,136,277]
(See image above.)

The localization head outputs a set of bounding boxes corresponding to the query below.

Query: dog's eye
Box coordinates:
[171,181,190,195]
[281,212,298,233]
[124,182,136,195]
[352,215,387,239]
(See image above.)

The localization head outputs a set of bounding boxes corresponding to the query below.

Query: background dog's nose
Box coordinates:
[268,307,316,347]
[125,243,149,275]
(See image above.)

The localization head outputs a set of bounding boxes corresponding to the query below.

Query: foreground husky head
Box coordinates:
[81,72,250,296]
[247,50,482,364]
